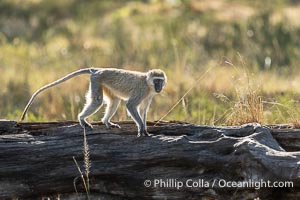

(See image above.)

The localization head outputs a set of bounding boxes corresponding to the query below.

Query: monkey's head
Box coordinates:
[146,69,167,93]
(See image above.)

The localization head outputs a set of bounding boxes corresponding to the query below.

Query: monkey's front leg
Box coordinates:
[139,97,153,133]
[105,121,121,129]
[126,101,150,137]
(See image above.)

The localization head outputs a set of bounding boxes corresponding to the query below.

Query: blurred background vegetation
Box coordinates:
[1,0,300,125]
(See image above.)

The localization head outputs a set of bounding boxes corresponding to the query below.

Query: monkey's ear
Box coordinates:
[146,71,154,84]
[163,73,167,84]
[148,77,155,86]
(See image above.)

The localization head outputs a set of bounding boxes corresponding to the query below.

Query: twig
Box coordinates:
[155,66,215,126]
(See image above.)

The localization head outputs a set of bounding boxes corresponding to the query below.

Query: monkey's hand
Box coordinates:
[105,122,121,129]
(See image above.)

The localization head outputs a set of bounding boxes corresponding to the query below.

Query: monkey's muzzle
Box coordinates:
[155,88,162,93]
[154,85,163,93]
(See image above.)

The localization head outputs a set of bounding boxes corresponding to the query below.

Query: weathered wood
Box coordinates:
[0,120,299,199]
[0,119,18,134]
[272,129,300,151]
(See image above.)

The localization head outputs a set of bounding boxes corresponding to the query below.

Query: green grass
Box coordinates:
[1,0,300,126]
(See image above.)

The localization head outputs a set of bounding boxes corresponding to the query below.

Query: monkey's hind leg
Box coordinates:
[102,96,121,129]
[78,75,103,130]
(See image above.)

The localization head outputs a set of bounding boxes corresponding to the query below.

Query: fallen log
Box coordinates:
[0,120,299,199]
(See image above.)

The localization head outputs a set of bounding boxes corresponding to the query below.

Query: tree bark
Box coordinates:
[0,120,299,199]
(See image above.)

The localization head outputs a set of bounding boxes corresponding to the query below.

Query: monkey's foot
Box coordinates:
[84,125,93,131]
[146,132,153,136]
[80,120,94,131]
[105,122,121,129]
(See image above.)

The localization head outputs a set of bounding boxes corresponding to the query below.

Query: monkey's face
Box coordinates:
[147,69,167,93]
[153,78,165,93]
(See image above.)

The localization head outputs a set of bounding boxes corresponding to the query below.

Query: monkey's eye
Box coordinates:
[154,79,160,84]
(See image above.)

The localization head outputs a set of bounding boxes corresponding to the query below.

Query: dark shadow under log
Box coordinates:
[0,120,299,199]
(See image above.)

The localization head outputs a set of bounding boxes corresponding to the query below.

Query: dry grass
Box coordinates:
[211,57,264,126]
[2,0,300,126]
[73,128,91,199]
[225,90,264,126]
[83,128,91,194]
[290,118,300,129]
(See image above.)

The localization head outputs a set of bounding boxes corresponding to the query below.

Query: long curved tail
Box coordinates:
[20,68,96,121]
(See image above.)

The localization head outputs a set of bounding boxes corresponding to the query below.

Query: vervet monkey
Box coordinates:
[20,68,167,137]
